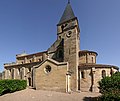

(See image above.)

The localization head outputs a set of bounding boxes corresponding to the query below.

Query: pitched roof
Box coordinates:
[58,2,75,24]
[79,63,119,70]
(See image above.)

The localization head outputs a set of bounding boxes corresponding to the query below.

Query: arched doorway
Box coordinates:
[28,77,31,86]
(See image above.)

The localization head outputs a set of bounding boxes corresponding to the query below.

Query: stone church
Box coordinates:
[4,2,119,92]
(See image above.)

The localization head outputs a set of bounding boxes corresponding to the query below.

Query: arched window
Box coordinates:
[38,59,41,62]
[110,69,114,76]
[102,70,106,78]
[81,71,85,79]
[9,69,11,73]
[28,68,31,72]
[18,68,20,73]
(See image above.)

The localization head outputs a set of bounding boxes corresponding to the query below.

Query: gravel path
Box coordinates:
[0,89,101,101]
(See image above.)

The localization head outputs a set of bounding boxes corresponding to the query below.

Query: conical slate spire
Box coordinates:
[58,2,75,24]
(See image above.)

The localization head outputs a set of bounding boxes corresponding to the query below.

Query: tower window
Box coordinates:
[61,24,68,32]
[102,70,106,78]
[59,36,61,39]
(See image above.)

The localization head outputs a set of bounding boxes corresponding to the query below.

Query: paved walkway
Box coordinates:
[0,89,101,101]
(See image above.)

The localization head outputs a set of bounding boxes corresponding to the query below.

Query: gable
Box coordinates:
[35,58,68,92]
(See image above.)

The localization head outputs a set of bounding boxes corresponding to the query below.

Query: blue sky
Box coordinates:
[0,0,120,72]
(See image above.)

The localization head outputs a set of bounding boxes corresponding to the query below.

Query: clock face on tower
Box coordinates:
[66,31,72,38]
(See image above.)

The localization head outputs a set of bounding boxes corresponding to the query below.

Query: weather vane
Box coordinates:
[68,0,70,4]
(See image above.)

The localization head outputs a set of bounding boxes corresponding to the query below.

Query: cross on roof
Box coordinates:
[68,0,70,4]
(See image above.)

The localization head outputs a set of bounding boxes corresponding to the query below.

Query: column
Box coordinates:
[25,57,27,63]
[32,67,36,88]
[33,55,36,62]
[42,53,47,61]
[66,72,71,93]
[12,68,15,79]
[22,67,25,80]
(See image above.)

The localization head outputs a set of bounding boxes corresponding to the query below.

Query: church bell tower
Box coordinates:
[57,1,80,91]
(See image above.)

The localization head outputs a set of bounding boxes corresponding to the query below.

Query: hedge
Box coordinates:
[0,79,27,95]
[98,72,120,101]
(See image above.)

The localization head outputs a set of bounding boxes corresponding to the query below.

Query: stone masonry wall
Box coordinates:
[35,61,67,92]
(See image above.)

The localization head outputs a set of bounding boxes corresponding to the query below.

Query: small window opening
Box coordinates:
[39,59,41,62]
[30,60,32,63]
[110,69,114,76]
[102,70,106,78]
[9,69,11,72]
[92,57,94,63]
[28,68,31,72]
[81,71,85,79]
[18,68,20,71]
[59,36,61,39]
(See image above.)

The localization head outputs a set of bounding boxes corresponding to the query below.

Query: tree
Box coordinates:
[98,72,120,101]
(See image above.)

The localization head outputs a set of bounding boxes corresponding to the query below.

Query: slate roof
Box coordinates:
[79,63,119,70]
[58,2,75,24]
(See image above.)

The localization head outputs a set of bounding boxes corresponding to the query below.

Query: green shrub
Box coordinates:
[0,79,27,95]
[98,72,120,101]
[100,93,120,101]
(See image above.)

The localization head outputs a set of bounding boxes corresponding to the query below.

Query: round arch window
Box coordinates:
[44,65,51,73]
[102,70,106,78]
